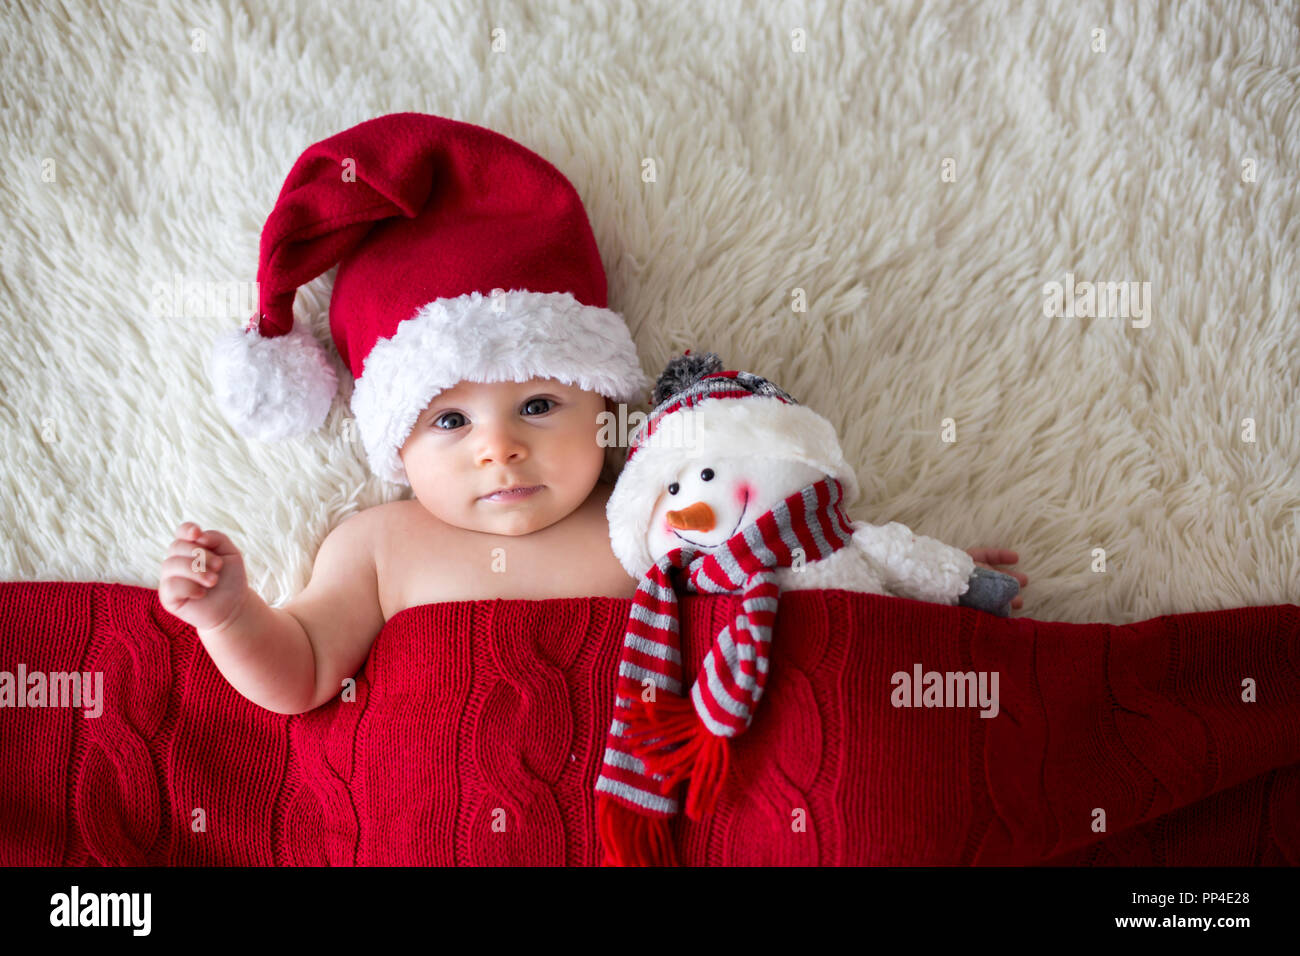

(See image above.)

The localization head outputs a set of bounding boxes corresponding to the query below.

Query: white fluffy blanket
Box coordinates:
[1,0,1295,623]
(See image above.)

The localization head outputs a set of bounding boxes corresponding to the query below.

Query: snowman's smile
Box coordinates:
[671,489,749,548]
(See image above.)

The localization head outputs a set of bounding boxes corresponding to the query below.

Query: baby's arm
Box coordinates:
[851,520,975,605]
[193,516,384,715]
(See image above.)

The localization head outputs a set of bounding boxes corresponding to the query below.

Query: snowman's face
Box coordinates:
[645,455,826,561]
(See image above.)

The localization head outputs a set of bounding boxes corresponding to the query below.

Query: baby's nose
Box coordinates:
[666,501,715,532]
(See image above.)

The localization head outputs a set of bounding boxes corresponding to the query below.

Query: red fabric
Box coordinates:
[0,580,1296,866]
[252,112,609,377]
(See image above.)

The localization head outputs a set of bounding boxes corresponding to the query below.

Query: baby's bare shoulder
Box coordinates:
[363,498,453,543]
[358,498,442,537]
[361,498,461,615]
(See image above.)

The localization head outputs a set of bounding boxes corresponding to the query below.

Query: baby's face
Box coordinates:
[398,377,614,536]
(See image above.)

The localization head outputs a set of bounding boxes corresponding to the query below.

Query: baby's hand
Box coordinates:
[965,547,1027,610]
[159,522,250,632]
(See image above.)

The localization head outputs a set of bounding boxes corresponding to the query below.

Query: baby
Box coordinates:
[159,376,641,715]
[159,372,1028,716]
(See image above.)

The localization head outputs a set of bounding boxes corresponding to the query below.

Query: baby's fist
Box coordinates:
[159,522,249,633]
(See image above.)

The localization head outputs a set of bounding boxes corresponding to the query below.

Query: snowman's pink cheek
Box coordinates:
[734,482,753,509]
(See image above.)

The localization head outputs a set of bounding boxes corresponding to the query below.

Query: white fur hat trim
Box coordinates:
[350,289,651,486]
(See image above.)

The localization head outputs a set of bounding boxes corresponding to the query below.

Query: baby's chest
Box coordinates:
[376,509,637,618]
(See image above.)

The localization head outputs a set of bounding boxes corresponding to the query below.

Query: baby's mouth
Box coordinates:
[480,484,543,502]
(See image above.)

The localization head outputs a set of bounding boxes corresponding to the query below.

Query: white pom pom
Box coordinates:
[209,319,338,442]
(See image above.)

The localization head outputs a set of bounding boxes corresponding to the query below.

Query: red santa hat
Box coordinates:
[208,112,652,486]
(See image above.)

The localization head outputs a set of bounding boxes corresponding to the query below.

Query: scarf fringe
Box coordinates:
[597,795,679,866]
[623,692,731,820]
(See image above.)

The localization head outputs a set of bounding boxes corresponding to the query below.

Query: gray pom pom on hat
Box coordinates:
[649,350,798,408]
[650,350,724,406]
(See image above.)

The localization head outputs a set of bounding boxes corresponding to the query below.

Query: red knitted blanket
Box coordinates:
[0,581,1295,865]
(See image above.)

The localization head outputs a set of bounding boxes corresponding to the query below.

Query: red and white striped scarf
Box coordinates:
[596,474,855,866]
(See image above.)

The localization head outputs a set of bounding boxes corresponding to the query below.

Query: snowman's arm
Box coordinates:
[851,521,975,605]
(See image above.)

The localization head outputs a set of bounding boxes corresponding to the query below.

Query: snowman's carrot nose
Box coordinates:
[666,501,715,531]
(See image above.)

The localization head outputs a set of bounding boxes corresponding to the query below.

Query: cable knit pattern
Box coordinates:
[74,585,171,864]
[0,582,1296,865]
[467,600,579,865]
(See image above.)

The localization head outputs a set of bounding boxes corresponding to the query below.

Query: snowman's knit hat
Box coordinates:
[606,351,861,580]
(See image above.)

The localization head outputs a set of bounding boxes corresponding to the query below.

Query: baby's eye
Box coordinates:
[433,412,466,430]
[523,397,554,416]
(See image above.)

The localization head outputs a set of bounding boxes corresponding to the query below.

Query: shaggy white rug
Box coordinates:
[1,0,1296,624]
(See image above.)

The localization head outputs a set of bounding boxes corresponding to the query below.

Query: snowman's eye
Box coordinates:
[700,468,714,481]
[668,482,680,495]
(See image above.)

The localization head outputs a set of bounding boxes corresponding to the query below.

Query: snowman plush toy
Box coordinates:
[595,351,1019,866]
